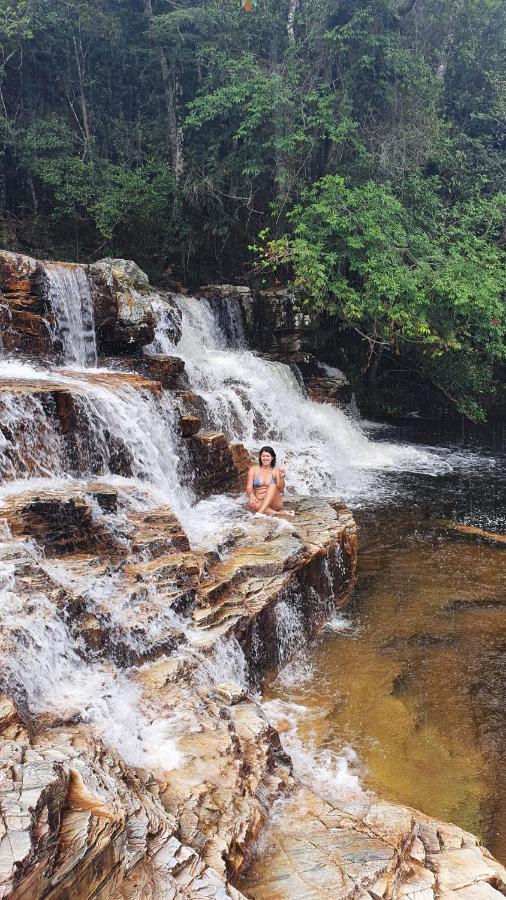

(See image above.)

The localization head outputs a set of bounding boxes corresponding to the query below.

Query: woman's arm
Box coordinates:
[246,466,256,497]
[276,467,286,492]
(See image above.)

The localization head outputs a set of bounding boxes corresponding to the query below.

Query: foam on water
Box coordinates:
[262,698,367,804]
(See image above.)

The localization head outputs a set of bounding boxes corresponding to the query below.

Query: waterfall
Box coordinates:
[0,545,182,769]
[0,360,193,520]
[0,264,482,784]
[0,389,66,479]
[44,265,97,367]
[149,295,455,506]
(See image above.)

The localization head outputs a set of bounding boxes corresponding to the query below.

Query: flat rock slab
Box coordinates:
[0,368,161,395]
[236,789,506,900]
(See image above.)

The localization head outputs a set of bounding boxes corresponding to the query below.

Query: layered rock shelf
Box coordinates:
[0,488,357,898]
[238,787,506,899]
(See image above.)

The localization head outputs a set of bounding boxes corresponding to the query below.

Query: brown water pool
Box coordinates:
[265,460,506,862]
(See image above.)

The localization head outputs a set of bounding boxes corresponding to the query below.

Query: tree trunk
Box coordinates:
[158,49,184,183]
[287,0,298,45]
[27,174,38,214]
[143,0,183,182]
[73,31,92,155]
[369,345,384,382]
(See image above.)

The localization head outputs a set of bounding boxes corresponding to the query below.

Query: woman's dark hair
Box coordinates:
[258,446,276,467]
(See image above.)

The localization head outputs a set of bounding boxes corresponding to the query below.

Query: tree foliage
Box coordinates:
[0,0,504,416]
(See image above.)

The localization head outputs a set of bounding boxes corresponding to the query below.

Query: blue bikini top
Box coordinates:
[253,469,277,487]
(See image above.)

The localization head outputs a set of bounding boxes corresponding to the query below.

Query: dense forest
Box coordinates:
[0,0,505,418]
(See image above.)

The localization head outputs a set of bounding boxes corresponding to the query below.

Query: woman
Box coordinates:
[246,446,294,517]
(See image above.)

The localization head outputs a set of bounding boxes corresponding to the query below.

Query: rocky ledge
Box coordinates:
[238,786,506,899]
[1,491,503,899]
[0,493,358,898]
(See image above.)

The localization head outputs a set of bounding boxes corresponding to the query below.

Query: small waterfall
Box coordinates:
[149,295,453,506]
[0,390,66,479]
[209,295,247,348]
[261,699,366,805]
[194,636,249,689]
[0,361,193,524]
[44,265,97,367]
[0,544,181,769]
[275,599,305,668]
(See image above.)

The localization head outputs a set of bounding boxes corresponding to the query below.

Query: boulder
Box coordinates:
[89,258,156,354]
[0,250,52,358]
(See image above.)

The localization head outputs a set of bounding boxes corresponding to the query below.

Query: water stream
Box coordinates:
[44,264,98,367]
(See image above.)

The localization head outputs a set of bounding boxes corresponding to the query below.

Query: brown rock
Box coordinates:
[142,353,185,387]
[179,414,201,437]
[185,430,250,497]
[109,353,186,389]
[0,251,52,358]
[307,374,352,406]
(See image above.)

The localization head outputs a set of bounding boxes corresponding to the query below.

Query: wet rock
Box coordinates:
[436,521,506,547]
[192,498,358,680]
[0,250,52,358]
[198,285,354,406]
[179,413,201,436]
[89,258,163,355]
[0,730,243,899]
[2,487,120,558]
[110,353,186,389]
[185,430,250,497]
[0,370,162,479]
[236,789,506,900]
[307,373,352,406]
[173,388,208,420]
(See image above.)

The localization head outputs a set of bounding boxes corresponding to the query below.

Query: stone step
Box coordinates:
[1,485,122,558]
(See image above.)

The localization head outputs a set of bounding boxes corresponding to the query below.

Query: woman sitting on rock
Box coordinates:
[246,446,294,517]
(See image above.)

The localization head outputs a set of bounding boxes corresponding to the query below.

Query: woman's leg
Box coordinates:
[256,487,295,517]
[257,483,278,514]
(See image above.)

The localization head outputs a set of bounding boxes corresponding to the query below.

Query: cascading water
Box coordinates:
[149,294,467,508]
[44,264,98,367]
[0,542,182,769]
[0,359,193,518]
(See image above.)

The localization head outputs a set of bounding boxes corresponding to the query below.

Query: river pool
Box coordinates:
[263,433,506,863]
